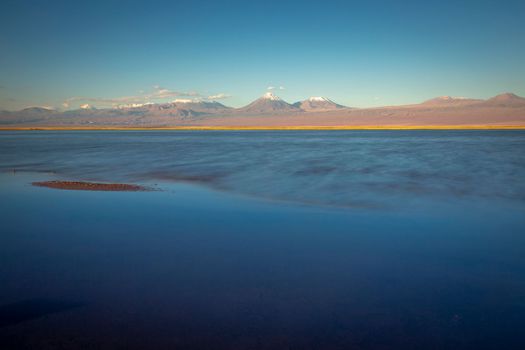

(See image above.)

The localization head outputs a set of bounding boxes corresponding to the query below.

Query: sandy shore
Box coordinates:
[3,125,525,131]
[32,181,148,192]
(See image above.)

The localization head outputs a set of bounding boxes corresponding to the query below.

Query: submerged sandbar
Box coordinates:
[32,181,148,192]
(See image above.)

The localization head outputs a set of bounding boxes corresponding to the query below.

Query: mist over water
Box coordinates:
[1,130,525,349]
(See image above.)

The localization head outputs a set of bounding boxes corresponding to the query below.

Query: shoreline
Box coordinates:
[2,125,525,131]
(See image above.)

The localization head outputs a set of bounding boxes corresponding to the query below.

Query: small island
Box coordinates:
[32,181,149,192]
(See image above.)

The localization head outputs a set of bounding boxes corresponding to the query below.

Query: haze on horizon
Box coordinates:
[0,0,524,111]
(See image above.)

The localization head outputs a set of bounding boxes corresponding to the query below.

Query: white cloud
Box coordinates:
[207,93,231,100]
[279,86,285,90]
[149,86,201,99]
[267,86,275,90]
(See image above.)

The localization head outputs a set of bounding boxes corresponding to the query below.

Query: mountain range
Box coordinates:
[1,93,525,127]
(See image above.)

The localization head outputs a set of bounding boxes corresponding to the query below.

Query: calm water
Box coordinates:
[1,130,525,349]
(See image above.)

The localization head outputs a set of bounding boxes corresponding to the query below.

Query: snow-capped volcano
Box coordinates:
[308,96,331,102]
[238,93,298,114]
[294,97,346,111]
[261,92,282,101]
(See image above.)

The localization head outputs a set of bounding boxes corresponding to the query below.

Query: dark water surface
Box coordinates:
[1,130,525,349]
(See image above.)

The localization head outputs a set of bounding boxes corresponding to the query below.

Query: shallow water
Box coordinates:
[1,130,525,349]
[2,130,525,209]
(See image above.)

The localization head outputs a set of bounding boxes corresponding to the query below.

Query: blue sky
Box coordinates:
[0,0,524,110]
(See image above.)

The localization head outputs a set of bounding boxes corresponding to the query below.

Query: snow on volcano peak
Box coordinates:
[262,92,282,101]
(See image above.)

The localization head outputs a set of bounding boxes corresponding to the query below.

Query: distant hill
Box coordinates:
[162,100,231,113]
[20,107,56,114]
[483,93,525,107]
[421,96,482,106]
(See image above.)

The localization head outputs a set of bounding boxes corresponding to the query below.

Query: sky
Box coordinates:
[0,0,524,110]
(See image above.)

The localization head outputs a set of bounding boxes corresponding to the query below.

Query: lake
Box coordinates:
[1,130,525,349]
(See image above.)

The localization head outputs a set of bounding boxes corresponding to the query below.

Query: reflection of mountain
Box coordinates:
[2,93,525,127]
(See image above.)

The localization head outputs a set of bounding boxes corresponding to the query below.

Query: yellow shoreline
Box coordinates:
[1,125,525,131]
